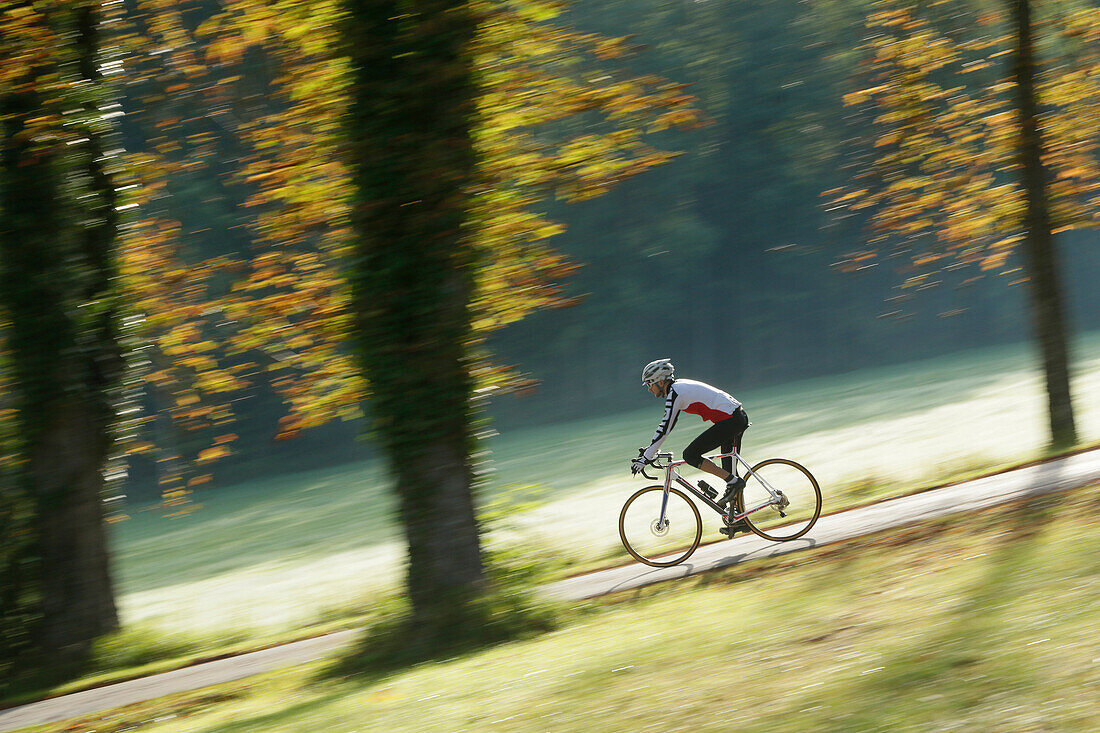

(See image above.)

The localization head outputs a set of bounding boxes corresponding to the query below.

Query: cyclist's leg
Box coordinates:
[682,423,730,482]
[684,412,746,482]
[725,409,748,476]
[718,411,750,511]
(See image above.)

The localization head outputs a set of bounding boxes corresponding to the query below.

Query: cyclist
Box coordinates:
[631,358,750,537]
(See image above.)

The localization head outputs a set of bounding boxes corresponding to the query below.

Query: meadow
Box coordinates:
[109,333,1100,638]
[37,479,1100,732]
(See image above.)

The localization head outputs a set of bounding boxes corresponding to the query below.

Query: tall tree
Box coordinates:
[1009,0,1076,447]
[333,0,700,630]
[831,0,1100,448]
[342,0,486,629]
[0,0,128,672]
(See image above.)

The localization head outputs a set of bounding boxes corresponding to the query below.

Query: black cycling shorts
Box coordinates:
[682,408,748,473]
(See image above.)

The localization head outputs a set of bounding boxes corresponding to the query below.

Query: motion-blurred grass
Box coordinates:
[48,482,1100,733]
[110,333,1100,637]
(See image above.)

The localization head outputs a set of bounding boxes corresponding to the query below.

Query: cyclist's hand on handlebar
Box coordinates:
[630,455,651,476]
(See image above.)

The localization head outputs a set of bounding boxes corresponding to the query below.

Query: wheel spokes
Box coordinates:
[741,460,820,541]
[620,487,701,566]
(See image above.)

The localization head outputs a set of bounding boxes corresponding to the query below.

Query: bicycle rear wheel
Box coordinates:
[619,486,702,567]
[739,459,821,541]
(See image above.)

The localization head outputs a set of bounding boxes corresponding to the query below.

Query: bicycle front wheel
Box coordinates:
[740,459,821,541]
[619,486,702,567]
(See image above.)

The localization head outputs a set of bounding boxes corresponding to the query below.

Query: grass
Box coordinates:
[25,483,1100,732]
[11,332,1086,708]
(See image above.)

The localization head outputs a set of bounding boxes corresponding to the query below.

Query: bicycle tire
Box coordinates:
[739,458,821,541]
[619,485,702,567]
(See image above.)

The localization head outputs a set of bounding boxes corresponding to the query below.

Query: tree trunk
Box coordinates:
[398,437,485,619]
[343,0,486,630]
[1010,0,1078,449]
[0,2,123,670]
[30,403,120,656]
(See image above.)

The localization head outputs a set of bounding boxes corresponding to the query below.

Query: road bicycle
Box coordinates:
[619,450,822,567]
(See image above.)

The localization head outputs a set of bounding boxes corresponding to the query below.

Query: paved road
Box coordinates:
[544,447,1100,600]
[4,448,1100,732]
[0,630,359,733]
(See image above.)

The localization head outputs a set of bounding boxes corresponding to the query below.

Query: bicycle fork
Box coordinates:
[657,490,672,531]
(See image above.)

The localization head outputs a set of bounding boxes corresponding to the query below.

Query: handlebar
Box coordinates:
[639,452,674,481]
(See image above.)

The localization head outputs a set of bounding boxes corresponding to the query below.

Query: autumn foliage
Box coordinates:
[2,0,700,508]
[828,1,1100,286]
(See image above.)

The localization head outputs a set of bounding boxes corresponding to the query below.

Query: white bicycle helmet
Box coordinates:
[641,358,675,386]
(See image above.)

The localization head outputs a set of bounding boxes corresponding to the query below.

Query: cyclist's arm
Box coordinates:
[642,391,680,461]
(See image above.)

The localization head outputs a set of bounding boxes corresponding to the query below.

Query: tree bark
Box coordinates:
[1009,0,1078,449]
[343,0,486,629]
[30,403,120,656]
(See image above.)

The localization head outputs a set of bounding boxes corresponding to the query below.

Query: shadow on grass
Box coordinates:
[787,489,1071,730]
[185,689,349,733]
[320,546,562,685]
[0,659,88,709]
[118,548,567,733]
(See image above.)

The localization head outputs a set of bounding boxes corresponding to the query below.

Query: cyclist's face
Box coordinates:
[647,380,665,398]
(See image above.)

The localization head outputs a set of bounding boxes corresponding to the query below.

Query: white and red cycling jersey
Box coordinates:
[642,378,742,461]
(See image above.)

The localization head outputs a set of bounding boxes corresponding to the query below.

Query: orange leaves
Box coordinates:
[843,85,889,106]
[830,0,1100,282]
[979,250,1010,272]
[197,446,231,462]
[0,5,53,89]
[79,0,702,487]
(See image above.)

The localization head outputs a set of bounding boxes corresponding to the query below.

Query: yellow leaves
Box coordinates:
[204,34,246,65]
[980,111,1014,129]
[648,109,701,133]
[836,3,1100,286]
[593,37,631,61]
[961,60,992,74]
[1057,167,1092,181]
[197,446,231,462]
[831,188,870,204]
[843,86,887,106]
[99,0,703,464]
[980,251,1010,271]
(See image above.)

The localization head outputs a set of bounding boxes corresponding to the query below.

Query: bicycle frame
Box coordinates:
[653,451,782,526]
